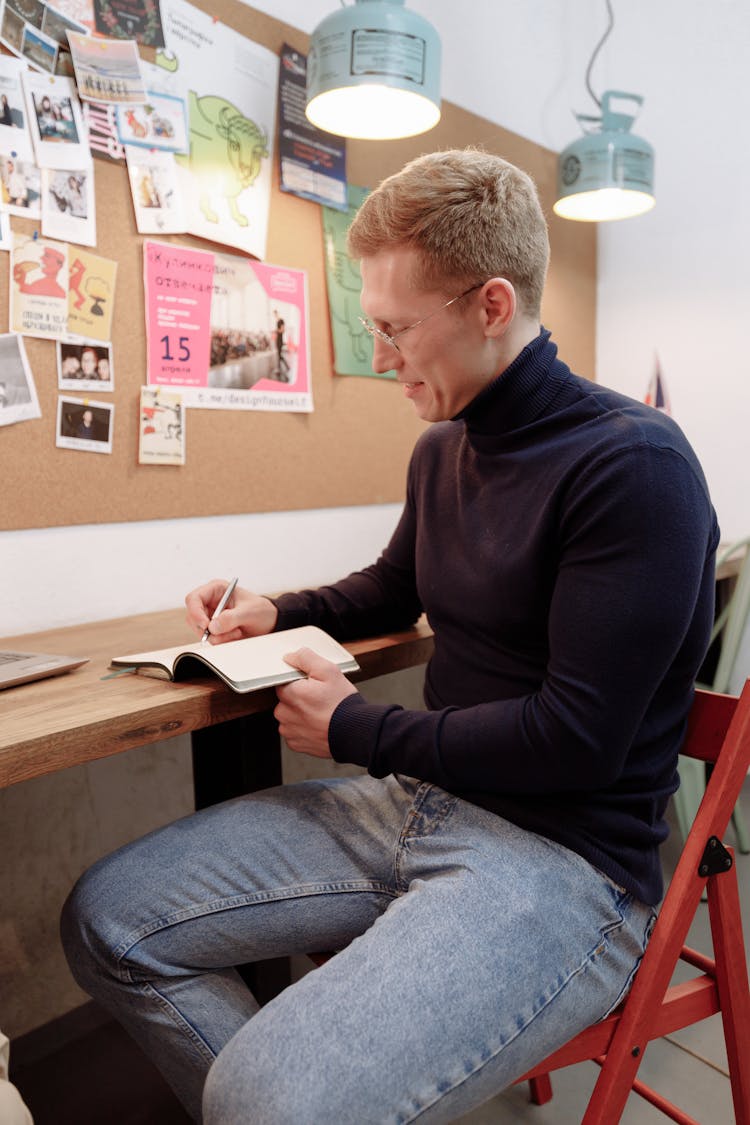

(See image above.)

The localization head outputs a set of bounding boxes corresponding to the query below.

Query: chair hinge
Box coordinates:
[698,836,733,878]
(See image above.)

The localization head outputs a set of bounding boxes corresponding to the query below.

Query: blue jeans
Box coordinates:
[61,773,656,1124]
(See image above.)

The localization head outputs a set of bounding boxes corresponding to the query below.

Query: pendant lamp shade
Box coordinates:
[554,90,655,222]
[306,0,441,141]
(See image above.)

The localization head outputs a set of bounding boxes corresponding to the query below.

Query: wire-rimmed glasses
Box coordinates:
[358,282,484,353]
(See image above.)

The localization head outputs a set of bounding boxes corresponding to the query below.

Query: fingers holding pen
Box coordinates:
[184,579,279,642]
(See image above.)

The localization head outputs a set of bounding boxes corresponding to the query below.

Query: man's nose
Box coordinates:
[370,336,401,375]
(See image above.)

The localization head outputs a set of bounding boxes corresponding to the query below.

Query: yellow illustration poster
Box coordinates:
[67,248,117,343]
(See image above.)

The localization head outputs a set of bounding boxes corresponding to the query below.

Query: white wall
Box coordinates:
[5,0,746,637]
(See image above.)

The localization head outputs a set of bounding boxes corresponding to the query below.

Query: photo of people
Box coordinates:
[56,395,114,453]
[21,71,90,171]
[32,91,77,141]
[0,154,41,218]
[57,342,114,391]
[42,166,96,245]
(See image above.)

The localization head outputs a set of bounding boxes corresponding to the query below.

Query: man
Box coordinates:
[62,149,718,1124]
[75,408,95,439]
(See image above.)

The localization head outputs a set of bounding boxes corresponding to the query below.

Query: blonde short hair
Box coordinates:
[347,148,549,318]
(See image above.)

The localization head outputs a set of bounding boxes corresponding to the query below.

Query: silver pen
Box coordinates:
[201,577,239,643]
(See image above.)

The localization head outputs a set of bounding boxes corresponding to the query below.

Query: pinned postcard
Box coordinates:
[58,340,114,391]
[0,152,41,218]
[41,6,89,52]
[144,239,312,413]
[94,0,165,48]
[42,165,96,245]
[67,30,147,104]
[125,146,184,233]
[21,71,90,170]
[11,230,69,339]
[139,386,185,465]
[0,54,34,159]
[116,90,187,153]
[0,333,41,426]
[57,394,114,452]
[67,247,117,343]
[161,0,278,259]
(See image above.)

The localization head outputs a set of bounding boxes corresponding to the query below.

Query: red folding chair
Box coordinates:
[518,683,750,1123]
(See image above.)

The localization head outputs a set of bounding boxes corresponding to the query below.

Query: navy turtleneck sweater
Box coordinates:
[272,331,719,905]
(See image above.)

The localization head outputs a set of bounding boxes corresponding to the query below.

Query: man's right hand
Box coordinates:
[185,580,279,644]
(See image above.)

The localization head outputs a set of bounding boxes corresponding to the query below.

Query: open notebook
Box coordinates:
[110,625,360,695]
[0,650,89,690]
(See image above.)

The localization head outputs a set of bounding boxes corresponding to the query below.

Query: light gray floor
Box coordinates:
[455,782,750,1124]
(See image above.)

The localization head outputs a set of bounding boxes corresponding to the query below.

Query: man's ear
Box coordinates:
[482,277,516,337]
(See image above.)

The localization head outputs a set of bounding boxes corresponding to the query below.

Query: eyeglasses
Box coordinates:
[358,283,484,353]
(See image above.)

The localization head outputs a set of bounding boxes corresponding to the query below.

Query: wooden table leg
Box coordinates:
[191,708,290,1005]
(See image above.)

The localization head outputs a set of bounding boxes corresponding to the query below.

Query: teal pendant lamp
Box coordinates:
[554,90,655,221]
[554,1,655,222]
[306,0,441,140]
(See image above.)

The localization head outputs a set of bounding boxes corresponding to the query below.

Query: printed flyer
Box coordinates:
[161,0,278,259]
[144,239,312,412]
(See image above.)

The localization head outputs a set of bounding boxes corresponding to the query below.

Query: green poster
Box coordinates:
[322,184,395,380]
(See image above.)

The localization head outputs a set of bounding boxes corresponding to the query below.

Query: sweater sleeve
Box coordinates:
[329,443,719,797]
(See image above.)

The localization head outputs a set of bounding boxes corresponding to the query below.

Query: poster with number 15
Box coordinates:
[144,240,312,413]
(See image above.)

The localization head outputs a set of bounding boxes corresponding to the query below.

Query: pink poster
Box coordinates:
[144,241,312,413]
[144,241,213,388]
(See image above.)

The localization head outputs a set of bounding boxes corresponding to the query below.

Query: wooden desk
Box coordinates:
[0,610,433,1002]
[0,609,435,792]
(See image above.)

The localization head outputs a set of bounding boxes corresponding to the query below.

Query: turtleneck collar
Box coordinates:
[454,329,570,445]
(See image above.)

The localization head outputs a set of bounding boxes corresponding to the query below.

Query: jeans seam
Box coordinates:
[142,980,217,1067]
[112,879,397,965]
[402,918,630,1123]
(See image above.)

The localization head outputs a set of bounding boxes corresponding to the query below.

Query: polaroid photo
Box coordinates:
[57,340,113,391]
[139,386,185,466]
[0,332,41,426]
[42,165,96,245]
[125,146,185,234]
[0,152,41,217]
[21,22,58,73]
[56,394,114,453]
[67,29,147,104]
[21,70,90,170]
[0,54,34,158]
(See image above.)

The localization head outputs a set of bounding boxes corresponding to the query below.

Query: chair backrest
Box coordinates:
[612,681,750,1046]
[711,537,750,693]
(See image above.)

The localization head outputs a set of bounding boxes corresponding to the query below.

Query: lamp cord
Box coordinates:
[584,0,615,110]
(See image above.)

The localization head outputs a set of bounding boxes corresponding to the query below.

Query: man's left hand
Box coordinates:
[274,647,358,758]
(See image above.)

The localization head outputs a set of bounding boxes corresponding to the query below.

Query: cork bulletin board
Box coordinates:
[1,1,596,532]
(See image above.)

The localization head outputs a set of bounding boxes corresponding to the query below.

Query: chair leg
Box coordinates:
[528,1074,553,1105]
[707,863,750,1125]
